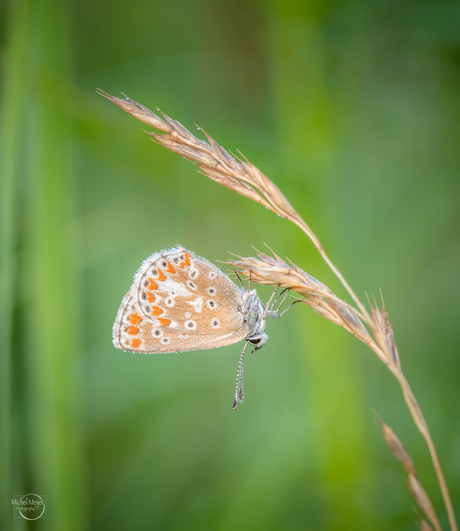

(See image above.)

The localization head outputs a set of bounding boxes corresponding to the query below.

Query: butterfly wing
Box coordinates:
[112,246,251,354]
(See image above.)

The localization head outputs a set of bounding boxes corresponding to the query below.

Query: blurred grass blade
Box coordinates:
[0,0,32,528]
[1,0,86,529]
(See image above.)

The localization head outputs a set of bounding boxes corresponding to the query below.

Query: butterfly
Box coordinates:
[113,245,293,409]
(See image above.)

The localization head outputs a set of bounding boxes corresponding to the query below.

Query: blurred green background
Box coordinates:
[1,0,460,530]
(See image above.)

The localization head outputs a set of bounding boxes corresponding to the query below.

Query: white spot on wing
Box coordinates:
[154,279,192,297]
[186,296,203,313]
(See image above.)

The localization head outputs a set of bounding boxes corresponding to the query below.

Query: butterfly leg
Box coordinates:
[277,299,304,317]
[233,342,248,410]
[267,289,303,318]
[265,286,290,318]
[263,286,281,318]
[272,288,290,313]
[233,270,245,288]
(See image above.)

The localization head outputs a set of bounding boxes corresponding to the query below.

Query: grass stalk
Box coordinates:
[100,91,458,531]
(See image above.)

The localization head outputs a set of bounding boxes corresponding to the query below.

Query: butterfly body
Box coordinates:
[112,245,268,355]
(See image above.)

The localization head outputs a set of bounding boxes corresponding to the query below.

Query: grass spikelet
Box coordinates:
[100,91,458,531]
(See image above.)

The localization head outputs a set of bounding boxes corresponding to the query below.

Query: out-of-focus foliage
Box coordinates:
[1,0,459,530]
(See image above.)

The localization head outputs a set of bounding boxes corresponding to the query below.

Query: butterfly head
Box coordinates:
[240,288,269,350]
[247,331,269,351]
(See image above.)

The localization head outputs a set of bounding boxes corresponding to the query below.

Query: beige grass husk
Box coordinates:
[99,89,457,531]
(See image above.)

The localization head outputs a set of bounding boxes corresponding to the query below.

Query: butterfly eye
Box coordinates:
[207,287,216,296]
[211,319,220,328]
[161,261,167,268]
[206,300,216,309]
[186,281,197,290]
[153,328,163,337]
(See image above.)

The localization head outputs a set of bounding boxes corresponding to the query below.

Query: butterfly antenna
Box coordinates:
[233,342,248,410]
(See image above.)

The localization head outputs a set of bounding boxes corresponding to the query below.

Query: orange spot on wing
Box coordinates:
[151,306,164,317]
[166,262,175,274]
[130,314,142,325]
[157,318,171,327]
[128,326,139,335]
[131,338,142,348]
[147,292,155,303]
[157,269,166,282]
[148,278,157,291]
[179,253,191,269]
